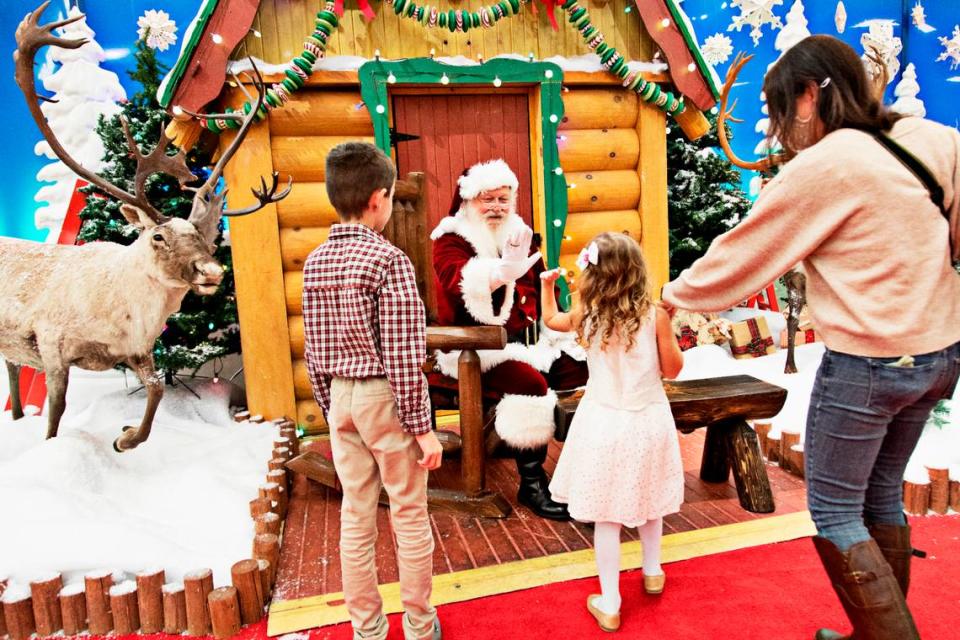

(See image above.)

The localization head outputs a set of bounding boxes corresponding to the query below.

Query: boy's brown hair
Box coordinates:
[325,142,397,220]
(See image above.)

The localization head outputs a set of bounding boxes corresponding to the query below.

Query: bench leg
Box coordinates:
[725,419,775,513]
[700,422,731,483]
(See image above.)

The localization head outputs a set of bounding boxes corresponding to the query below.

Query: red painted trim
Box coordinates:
[170,0,261,113]
[634,0,716,111]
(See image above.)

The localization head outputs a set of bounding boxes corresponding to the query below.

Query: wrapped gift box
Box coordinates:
[729,316,776,359]
[780,327,820,348]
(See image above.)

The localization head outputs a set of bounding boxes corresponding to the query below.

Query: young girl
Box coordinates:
[542,232,684,632]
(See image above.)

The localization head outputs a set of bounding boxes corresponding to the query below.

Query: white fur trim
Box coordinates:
[458,159,519,201]
[536,322,587,362]
[494,390,558,449]
[433,342,558,379]
[431,208,527,259]
[460,258,516,325]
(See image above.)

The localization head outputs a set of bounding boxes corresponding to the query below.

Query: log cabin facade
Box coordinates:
[160,0,720,431]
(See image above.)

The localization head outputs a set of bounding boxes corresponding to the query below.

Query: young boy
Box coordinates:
[303,142,443,640]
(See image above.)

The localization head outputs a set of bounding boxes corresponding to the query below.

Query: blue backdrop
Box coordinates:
[3,1,959,239]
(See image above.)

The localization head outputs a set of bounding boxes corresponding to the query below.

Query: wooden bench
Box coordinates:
[555,374,787,514]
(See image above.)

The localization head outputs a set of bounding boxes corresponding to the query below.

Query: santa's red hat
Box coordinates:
[457,159,519,201]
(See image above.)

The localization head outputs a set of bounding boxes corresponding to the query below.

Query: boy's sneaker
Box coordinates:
[353,614,388,640]
[403,614,441,640]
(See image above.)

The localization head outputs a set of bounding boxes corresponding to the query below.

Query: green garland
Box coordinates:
[198,2,338,132]
[196,0,687,132]
[382,0,529,32]
[559,0,684,116]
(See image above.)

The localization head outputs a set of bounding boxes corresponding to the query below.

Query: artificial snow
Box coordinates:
[226,53,668,77]
[0,367,276,596]
[676,309,960,484]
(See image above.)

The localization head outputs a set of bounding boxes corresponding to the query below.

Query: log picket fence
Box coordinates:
[752,421,958,517]
[0,416,297,640]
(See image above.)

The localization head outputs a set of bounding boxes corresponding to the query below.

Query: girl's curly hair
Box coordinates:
[575,232,654,351]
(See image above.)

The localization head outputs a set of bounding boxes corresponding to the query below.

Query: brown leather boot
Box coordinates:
[867,523,918,597]
[812,536,920,640]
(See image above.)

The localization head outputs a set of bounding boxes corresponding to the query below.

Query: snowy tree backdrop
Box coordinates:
[32,7,126,242]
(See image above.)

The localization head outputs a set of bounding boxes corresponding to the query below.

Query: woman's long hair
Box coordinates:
[764,35,902,158]
[575,232,653,351]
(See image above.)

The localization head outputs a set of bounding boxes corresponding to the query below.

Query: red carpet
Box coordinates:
[307,514,959,640]
[71,514,959,640]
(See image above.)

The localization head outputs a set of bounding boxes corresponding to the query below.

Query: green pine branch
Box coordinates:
[77,40,240,379]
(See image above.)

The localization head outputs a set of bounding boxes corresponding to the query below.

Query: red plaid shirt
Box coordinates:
[302,223,432,435]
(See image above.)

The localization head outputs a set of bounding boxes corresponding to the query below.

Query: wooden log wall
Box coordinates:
[556,87,643,279]
[241,0,653,65]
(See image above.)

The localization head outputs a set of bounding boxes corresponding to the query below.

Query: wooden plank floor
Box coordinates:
[273,429,807,603]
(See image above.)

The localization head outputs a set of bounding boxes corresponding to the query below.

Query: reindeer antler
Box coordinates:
[717,53,786,174]
[223,172,293,217]
[15,2,194,224]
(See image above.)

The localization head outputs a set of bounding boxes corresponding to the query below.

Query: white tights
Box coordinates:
[593,518,664,615]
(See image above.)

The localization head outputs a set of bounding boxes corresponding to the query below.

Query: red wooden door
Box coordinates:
[391,92,534,232]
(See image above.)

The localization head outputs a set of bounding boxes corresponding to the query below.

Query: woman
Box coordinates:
[662,35,960,639]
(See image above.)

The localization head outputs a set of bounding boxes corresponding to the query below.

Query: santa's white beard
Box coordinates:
[462,201,519,258]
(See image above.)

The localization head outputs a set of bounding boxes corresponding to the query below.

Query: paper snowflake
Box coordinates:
[861,20,902,85]
[727,0,784,46]
[137,9,177,51]
[938,25,960,70]
[912,1,936,34]
[701,33,734,66]
[834,1,847,33]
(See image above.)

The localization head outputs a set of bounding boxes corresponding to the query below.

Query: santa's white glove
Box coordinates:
[489,227,542,290]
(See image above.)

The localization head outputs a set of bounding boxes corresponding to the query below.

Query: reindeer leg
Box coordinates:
[785,324,798,374]
[114,354,163,452]
[44,366,69,439]
[6,362,23,420]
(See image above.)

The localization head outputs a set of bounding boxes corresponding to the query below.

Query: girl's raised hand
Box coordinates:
[540,268,564,284]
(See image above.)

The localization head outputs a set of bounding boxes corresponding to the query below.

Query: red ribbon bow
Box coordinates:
[334,0,376,22]
[731,318,774,357]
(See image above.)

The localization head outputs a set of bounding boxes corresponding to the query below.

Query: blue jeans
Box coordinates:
[805,341,960,550]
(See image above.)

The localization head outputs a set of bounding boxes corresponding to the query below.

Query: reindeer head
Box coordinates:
[15,1,290,297]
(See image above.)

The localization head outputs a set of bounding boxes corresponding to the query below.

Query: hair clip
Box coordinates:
[820,77,832,88]
[575,242,599,271]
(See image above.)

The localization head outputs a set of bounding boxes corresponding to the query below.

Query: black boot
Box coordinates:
[812,536,920,640]
[514,446,570,521]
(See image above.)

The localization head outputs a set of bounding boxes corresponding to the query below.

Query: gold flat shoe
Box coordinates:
[643,572,665,595]
[586,594,621,632]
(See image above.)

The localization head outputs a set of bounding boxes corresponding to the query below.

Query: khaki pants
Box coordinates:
[328,377,437,640]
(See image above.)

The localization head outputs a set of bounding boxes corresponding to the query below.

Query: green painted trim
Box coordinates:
[157,0,221,108]
[661,0,721,100]
[358,58,570,289]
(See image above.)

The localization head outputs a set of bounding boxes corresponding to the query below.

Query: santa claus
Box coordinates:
[431,159,587,520]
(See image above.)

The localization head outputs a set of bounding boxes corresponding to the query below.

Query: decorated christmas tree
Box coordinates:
[667,116,752,279]
[78,38,240,380]
[34,7,126,242]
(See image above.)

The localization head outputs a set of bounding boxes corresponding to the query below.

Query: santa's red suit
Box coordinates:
[429,159,587,519]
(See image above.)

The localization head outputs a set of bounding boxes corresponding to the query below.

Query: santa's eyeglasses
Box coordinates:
[478,195,511,206]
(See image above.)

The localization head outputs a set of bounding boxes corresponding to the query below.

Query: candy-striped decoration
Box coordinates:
[560,0,684,116]
[383,0,529,33]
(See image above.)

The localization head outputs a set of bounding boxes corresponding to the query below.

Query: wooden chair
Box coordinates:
[288,172,514,517]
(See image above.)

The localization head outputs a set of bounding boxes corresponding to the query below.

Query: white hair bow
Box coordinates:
[575,242,599,271]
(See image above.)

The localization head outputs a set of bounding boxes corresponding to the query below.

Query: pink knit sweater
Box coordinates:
[662,117,960,357]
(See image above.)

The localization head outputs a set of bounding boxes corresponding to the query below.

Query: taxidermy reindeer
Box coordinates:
[2,2,290,451]
[782,269,807,374]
